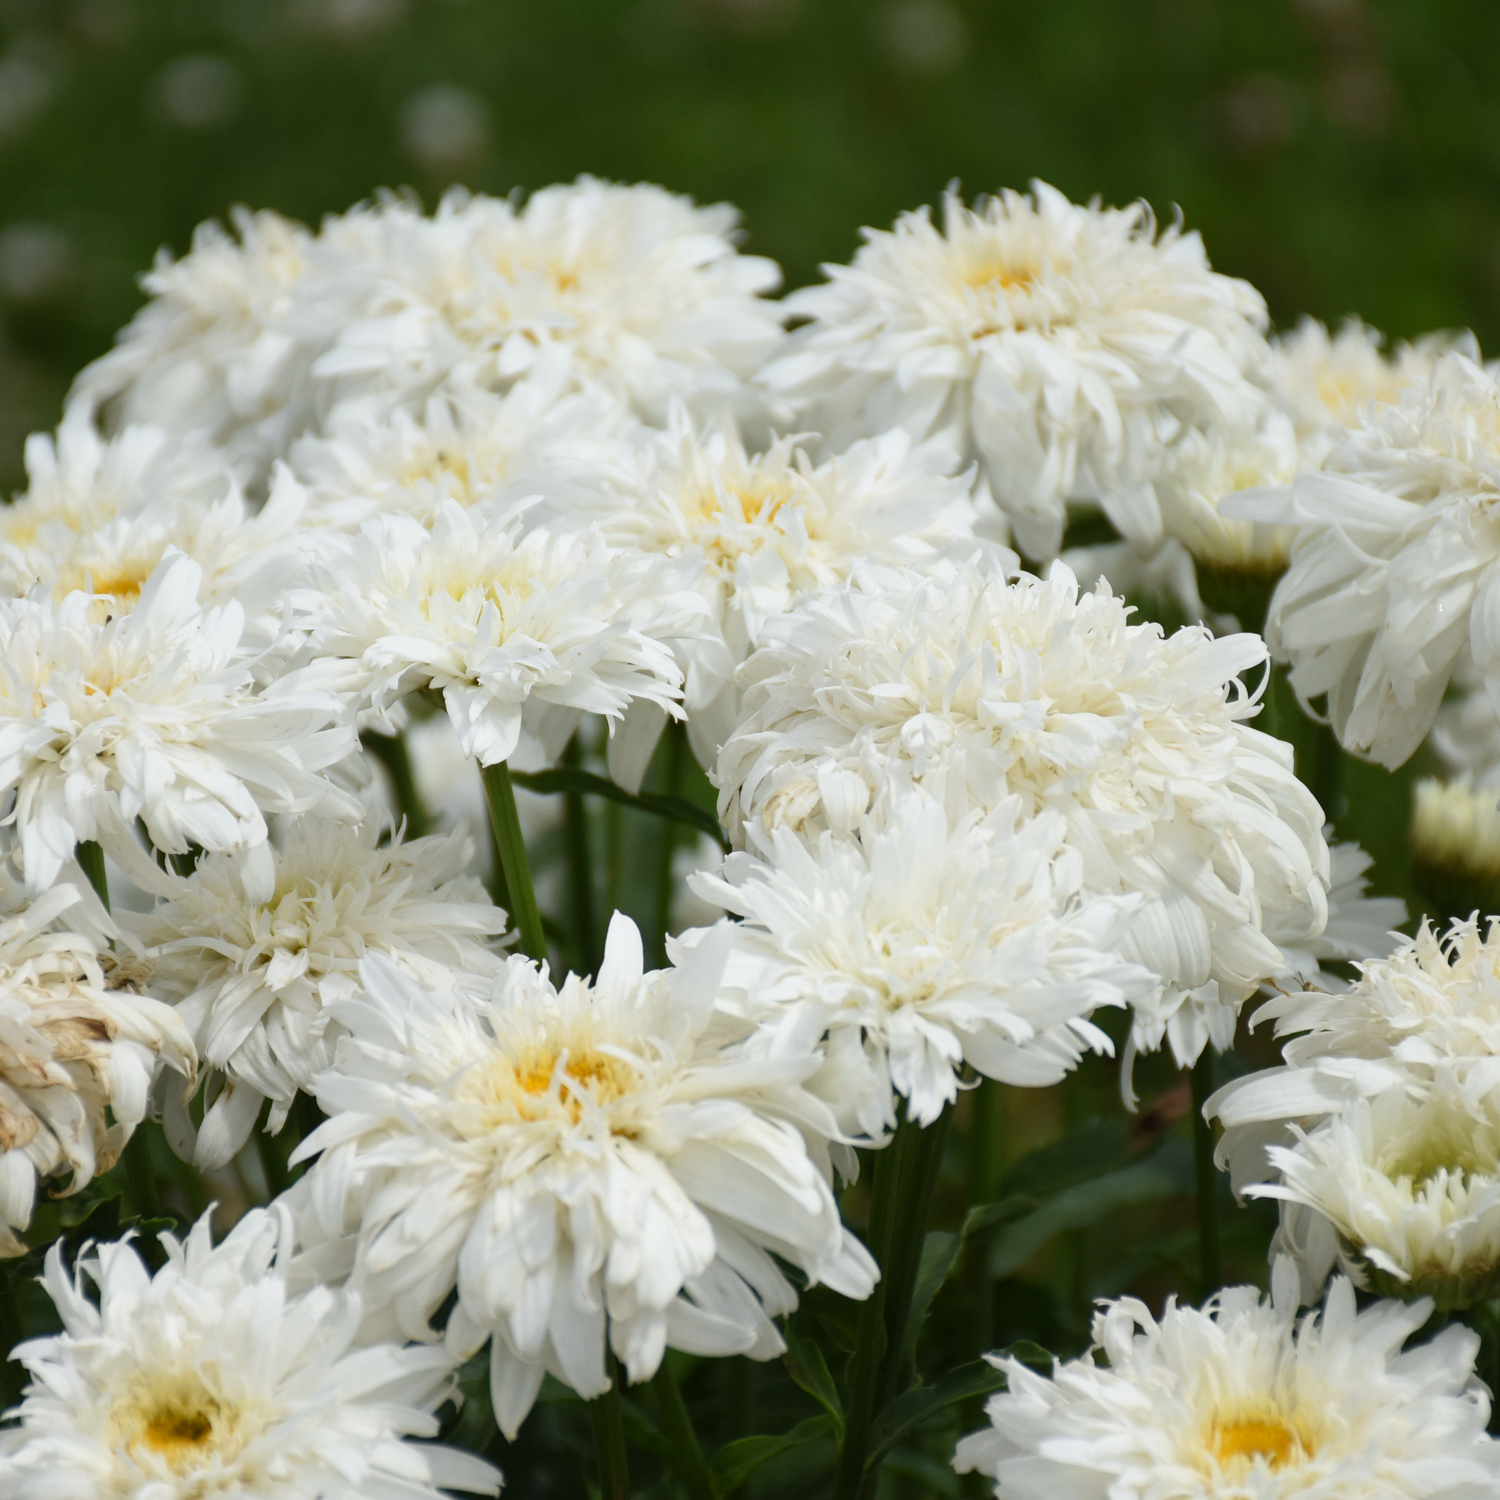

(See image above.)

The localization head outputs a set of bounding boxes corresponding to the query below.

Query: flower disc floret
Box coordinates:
[291,915,875,1437]
[717,554,1330,1067]
[760,181,1270,558]
[954,1269,1500,1498]
[0,1206,501,1499]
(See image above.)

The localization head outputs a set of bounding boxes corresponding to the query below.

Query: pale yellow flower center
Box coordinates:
[460,1042,639,1125]
[1210,1413,1306,1470]
[961,254,1039,294]
[111,1373,253,1475]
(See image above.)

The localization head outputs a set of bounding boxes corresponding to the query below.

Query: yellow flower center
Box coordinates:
[1208,1414,1308,1472]
[961,254,1039,293]
[460,1042,640,1125]
[112,1375,251,1476]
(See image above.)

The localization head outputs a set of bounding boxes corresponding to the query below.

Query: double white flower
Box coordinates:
[717,553,1330,1070]
[0,1207,501,1499]
[290,916,874,1437]
[761,181,1270,558]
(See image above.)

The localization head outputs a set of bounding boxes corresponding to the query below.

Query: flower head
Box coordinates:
[1225,352,1500,768]
[561,409,982,761]
[761,181,1269,558]
[954,1269,1500,1498]
[0,884,192,1256]
[314,177,784,424]
[1258,1078,1500,1307]
[300,500,700,767]
[291,916,875,1437]
[132,816,505,1170]
[0,1206,501,1499]
[689,792,1150,1135]
[0,553,359,893]
[717,554,1330,1067]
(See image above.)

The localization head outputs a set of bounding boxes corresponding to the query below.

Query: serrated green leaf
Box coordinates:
[782,1319,843,1434]
[710,1415,832,1495]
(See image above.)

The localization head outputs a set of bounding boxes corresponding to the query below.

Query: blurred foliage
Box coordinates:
[0,0,1498,487]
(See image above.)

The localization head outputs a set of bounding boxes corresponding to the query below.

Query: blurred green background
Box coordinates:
[0,0,1496,491]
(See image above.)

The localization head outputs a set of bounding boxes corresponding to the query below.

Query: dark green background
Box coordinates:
[0,0,1494,487]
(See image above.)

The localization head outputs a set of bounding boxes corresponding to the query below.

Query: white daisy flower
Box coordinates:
[954,1266,1500,1498]
[0,883,192,1256]
[130,817,505,1171]
[758,181,1270,559]
[1412,776,1500,895]
[1269,316,1475,465]
[0,551,360,894]
[1209,918,1500,1197]
[68,208,365,488]
[1223,352,1500,768]
[290,916,876,1438]
[0,1206,501,1499]
[558,407,983,764]
[716,554,1330,1070]
[313,177,784,426]
[290,375,635,534]
[298,499,700,770]
[1257,1077,1500,1307]
[686,792,1151,1136]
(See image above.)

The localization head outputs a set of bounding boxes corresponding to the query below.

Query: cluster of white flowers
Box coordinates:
[0,170,1478,1493]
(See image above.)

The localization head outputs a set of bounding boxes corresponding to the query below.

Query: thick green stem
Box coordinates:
[480,761,546,962]
[1192,1052,1223,1298]
[563,736,598,976]
[966,1079,1005,1356]
[834,1105,952,1500]
[75,840,109,910]
[652,1358,714,1500]
[363,731,431,840]
[589,1373,631,1500]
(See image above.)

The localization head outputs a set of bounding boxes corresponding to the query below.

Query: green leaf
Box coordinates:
[999,1116,1133,1200]
[990,1140,1194,1280]
[710,1415,832,1495]
[509,766,730,851]
[782,1319,843,1435]
[864,1359,1009,1469]
[903,1195,1036,1364]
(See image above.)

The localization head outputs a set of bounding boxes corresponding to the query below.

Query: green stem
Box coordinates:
[589,1372,631,1500]
[834,1105,952,1500]
[1192,1052,1223,1298]
[362,731,431,840]
[563,736,598,976]
[652,723,687,970]
[75,840,109,910]
[122,1126,159,1220]
[480,761,546,962]
[966,1079,1005,1356]
[652,1358,714,1500]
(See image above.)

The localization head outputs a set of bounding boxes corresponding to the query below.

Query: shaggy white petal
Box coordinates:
[955,1273,1499,1498]
[716,553,1331,1067]
[1225,352,1500,768]
[0,1206,500,1498]
[297,501,701,768]
[553,406,985,763]
[1257,1078,1500,1306]
[688,792,1151,1135]
[290,918,874,1435]
[760,181,1270,559]
[129,816,505,1169]
[312,177,784,427]
[0,552,360,893]
[0,882,192,1256]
